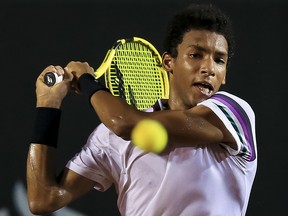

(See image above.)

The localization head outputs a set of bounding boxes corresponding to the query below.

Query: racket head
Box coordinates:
[94,37,169,110]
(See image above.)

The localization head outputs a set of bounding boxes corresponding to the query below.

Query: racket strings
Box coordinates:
[109,42,164,110]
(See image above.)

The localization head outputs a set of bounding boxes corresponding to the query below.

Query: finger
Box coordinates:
[83,62,94,73]
[65,61,76,71]
[63,67,74,82]
[64,65,72,73]
[54,66,65,76]
[88,66,95,74]
[44,65,57,74]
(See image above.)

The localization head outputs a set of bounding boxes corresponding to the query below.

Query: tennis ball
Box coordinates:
[131,119,168,153]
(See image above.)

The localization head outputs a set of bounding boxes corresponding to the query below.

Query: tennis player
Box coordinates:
[27,4,257,215]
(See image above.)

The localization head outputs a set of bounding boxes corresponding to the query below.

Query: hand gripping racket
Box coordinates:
[44,37,169,110]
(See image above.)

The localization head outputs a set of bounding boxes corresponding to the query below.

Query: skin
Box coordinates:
[27,29,236,214]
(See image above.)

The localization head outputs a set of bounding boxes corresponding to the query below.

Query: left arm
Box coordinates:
[66,61,236,149]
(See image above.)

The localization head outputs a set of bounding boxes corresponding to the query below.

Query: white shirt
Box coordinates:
[66,91,257,216]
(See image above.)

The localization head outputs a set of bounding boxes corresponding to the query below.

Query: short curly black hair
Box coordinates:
[163,4,234,60]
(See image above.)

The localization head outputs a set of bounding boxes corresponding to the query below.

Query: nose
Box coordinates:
[201,58,215,77]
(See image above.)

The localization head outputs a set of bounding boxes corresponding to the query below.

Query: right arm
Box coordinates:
[27,66,95,215]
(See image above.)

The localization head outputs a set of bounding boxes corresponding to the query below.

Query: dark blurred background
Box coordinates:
[0,0,287,215]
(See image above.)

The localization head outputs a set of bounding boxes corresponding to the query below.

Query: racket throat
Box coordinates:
[128,85,137,108]
[115,64,126,99]
[115,65,137,108]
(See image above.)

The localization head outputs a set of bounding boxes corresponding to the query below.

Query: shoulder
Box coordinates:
[87,123,132,154]
[199,91,257,161]
[199,91,255,121]
[87,123,110,143]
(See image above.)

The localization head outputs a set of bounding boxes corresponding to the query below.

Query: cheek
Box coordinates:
[171,57,198,86]
[215,64,226,76]
[216,70,227,86]
[221,75,226,84]
[172,59,195,77]
[173,72,193,95]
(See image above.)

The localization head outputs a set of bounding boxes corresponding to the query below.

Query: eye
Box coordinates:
[189,53,201,58]
[215,57,226,65]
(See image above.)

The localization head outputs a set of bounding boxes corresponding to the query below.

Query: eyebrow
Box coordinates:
[188,44,228,57]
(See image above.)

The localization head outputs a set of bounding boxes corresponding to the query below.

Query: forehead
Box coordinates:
[180,29,228,53]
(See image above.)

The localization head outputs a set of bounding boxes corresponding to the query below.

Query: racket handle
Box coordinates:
[44,72,63,86]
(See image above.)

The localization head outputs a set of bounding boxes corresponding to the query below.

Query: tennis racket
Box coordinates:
[44,37,169,110]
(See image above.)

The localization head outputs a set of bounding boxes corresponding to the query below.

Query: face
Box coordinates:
[163,29,228,110]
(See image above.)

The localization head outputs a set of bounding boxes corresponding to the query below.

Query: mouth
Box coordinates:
[194,82,214,97]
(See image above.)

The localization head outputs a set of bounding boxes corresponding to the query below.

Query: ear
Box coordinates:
[162,52,174,73]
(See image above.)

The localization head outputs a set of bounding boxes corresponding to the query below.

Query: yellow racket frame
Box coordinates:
[94,37,169,110]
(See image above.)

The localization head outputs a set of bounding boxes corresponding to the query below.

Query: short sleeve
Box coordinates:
[198,91,257,161]
[66,124,115,191]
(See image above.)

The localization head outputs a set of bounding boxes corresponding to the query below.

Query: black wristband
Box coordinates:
[78,73,109,103]
[31,107,61,148]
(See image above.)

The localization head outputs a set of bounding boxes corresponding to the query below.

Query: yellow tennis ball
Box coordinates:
[131,119,168,153]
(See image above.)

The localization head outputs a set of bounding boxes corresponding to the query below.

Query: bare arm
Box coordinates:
[90,90,235,148]
[66,61,236,149]
[27,66,95,214]
[27,145,95,214]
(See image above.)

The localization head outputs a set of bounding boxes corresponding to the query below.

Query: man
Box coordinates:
[27,4,257,215]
